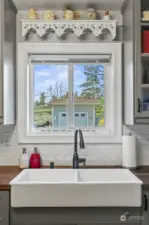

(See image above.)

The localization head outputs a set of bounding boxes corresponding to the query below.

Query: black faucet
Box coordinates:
[72,129,86,169]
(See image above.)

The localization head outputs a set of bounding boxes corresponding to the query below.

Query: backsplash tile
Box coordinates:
[0,125,149,166]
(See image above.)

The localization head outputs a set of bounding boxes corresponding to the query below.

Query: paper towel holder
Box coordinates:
[122,134,138,170]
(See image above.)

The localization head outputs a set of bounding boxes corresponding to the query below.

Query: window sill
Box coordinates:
[18,132,122,144]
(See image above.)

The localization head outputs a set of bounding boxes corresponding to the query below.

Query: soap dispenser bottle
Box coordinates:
[30,147,41,168]
[19,148,30,169]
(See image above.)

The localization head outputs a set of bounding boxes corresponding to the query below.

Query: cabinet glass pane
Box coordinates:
[142,58,149,84]
[142,88,149,111]
[141,57,149,112]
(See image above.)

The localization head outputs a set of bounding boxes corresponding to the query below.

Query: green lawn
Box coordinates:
[34,105,52,126]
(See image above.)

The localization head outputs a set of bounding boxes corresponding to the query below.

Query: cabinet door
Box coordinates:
[0,0,3,121]
[123,0,136,125]
[143,191,149,225]
[136,0,149,121]
[0,0,16,126]
[0,191,9,225]
[139,58,149,116]
[136,51,149,120]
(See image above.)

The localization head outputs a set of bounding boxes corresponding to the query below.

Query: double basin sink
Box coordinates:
[10,168,143,207]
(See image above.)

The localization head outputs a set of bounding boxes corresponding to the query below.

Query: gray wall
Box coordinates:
[0,8,149,166]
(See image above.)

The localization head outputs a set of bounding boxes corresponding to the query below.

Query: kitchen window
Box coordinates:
[32,59,104,131]
[18,43,122,144]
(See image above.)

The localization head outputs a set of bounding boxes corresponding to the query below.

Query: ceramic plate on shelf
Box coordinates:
[142,18,149,21]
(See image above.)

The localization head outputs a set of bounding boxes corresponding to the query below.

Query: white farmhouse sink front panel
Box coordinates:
[10,169,143,208]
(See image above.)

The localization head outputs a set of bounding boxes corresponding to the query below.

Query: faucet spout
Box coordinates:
[73,129,86,169]
[74,129,79,154]
[74,129,85,153]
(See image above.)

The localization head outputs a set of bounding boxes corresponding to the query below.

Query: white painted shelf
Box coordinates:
[141,23,149,26]
[21,20,117,39]
[141,84,149,88]
[141,53,149,57]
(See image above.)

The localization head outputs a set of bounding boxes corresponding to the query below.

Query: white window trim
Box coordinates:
[18,43,122,144]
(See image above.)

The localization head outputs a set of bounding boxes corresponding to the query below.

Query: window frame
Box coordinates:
[18,43,122,144]
[30,61,106,131]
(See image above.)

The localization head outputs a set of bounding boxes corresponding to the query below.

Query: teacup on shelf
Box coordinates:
[44,10,56,20]
[28,8,38,20]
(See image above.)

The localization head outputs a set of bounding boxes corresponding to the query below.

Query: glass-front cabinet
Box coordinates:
[137,55,149,116]
[123,0,149,124]
[135,0,149,121]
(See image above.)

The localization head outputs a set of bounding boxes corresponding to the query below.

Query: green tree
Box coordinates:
[74,91,79,98]
[80,65,104,99]
[35,100,39,107]
[39,92,46,105]
[79,65,104,124]
[47,81,67,102]
[96,96,104,118]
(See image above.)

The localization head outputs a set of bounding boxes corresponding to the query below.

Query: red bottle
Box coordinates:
[143,31,149,53]
[30,147,41,168]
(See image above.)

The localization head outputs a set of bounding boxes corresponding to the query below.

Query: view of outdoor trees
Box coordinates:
[34,64,104,128]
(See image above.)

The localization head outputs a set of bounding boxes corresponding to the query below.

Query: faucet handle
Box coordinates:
[79,158,86,166]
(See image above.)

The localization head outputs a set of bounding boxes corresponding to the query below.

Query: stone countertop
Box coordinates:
[1,166,149,190]
[134,173,149,189]
[0,166,21,190]
[133,166,149,189]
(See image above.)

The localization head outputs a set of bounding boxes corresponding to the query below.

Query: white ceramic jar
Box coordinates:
[86,8,97,20]
[103,11,110,20]
[104,15,110,20]
[64,9,74,20]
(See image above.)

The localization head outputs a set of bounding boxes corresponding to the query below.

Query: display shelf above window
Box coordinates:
[21,20,117,40]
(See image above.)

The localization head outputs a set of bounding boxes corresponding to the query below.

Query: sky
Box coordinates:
[34,64,104,101]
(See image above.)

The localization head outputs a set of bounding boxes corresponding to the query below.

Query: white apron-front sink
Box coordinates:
[10,169,142,208]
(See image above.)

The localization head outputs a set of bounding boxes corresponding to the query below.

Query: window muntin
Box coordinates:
[30,57,107,133]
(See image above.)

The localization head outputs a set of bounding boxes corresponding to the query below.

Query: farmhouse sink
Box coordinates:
[10,169,142,208]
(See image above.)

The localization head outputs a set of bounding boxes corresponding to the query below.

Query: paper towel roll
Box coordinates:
[122,135,137,168]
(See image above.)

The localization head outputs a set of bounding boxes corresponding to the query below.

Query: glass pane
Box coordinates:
[142,88,149,111]
[142,58,149,84]
[33,64,68,131]
[73,64,104,128]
